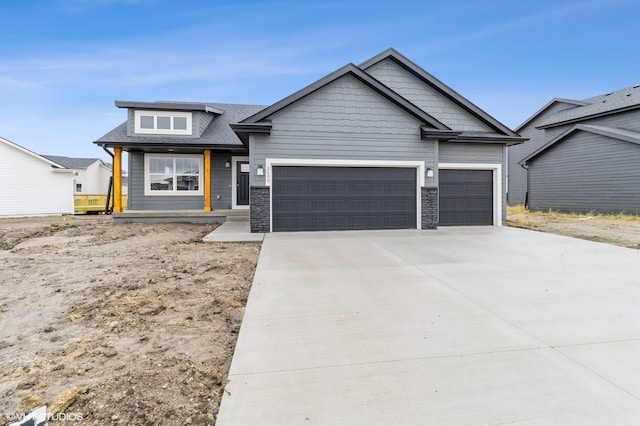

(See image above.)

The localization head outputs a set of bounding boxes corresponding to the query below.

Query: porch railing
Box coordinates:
[74,194,128,214]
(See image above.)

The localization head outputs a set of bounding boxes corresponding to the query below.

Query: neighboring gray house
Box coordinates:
[509,84,640,214]
[95,48,525,231]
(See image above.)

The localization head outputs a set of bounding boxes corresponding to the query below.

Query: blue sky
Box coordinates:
[1,0,639,162]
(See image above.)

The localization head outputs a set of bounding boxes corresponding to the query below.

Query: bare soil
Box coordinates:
[0,215,260,425]
[507,211,640,250]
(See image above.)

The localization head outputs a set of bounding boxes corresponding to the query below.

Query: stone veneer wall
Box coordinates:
[421,187,438,229]
[250,187,270,233]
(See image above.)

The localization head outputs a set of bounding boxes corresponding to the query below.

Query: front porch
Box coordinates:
[112,209,249,224]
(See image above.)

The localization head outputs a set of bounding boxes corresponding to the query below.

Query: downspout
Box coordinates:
[102,146,115,214]
[520,162,529,208]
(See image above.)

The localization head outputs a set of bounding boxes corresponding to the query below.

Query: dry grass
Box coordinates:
[507,205,640,222]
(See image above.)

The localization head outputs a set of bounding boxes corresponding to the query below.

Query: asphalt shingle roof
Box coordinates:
[538,84,640,128]
[95,103,267,147]
[41,155,101,169]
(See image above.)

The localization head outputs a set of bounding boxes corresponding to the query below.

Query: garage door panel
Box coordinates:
[272,166,416,232]
[439,169,493,226]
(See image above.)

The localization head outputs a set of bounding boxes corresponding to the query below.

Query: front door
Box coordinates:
[236,161,250,206]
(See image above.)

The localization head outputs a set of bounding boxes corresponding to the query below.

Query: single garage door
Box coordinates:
[439,169,493,226]
[272,166,416,232]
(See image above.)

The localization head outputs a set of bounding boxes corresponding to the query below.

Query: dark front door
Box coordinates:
[236,161,250,206]
[271,166,417,232]
[439,169,493,226]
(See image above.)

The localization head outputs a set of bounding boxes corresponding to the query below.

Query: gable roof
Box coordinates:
[234,49,525,146]
[0,136,69,169]
[515,98,588,132]
[519,124,640,165]
[41,155,102,169]
[95,103,266,149]
[536,84,640,129]
[360,48,520,137]
[237,62,448,130]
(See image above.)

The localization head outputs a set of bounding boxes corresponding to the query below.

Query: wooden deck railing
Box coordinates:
[74,194,128,214]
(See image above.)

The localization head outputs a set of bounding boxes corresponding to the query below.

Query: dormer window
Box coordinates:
[134,110,192,135]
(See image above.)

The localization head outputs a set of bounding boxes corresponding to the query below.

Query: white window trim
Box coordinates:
[231,156,250,209]
[134,110,193,135]
[438,162,503,226]
[144,153,203,196]
[265,158,425,232]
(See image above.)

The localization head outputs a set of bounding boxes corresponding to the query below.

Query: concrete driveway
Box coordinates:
[216,227,640,425]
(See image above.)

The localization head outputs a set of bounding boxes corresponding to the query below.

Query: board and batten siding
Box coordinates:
[438,142,506,220]
[365,58,493,132]
[0,141,74,217]
[508,101,581,205]
[250,74,436,187]
[528,131,640,214]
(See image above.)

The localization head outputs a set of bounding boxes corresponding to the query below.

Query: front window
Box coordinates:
[134,110,193,135]
[145,154,203,196]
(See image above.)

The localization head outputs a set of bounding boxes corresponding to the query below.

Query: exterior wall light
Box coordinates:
[225,161,231,168]
[426,168,434,178]
[256,165,264,176]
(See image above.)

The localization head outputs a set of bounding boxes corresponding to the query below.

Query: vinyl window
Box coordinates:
[134,111,192,135]
[144,154,203,196]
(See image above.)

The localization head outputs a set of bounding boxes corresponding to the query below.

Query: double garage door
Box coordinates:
[270,166,493,232]
[272,166,416,232]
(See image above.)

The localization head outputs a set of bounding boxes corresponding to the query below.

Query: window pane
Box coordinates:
[176,175,199,191]
[149,158,173,174]
[176,158,199,174]
[174,116,187,130]
[140,116,154,129]
[150,175,173,190]
[157,116,171,129]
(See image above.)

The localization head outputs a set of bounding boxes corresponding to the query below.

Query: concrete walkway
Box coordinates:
[202,217,264,243]
[216,227,640,425]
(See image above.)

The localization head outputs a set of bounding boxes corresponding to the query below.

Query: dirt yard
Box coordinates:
[2,210,639,425]
[0,216,260,425]
[507,207,640,250]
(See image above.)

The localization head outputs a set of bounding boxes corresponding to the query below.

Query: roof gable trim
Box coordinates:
[240,63,449,130]
[0,137,70,169]
[520,124,640,164]
[360,48,519,136]
[515,98,588,132]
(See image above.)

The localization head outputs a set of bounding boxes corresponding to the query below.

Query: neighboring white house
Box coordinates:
[0,137,74,217]
[41,155,117,195]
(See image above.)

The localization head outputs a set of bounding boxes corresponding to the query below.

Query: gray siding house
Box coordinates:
[95,48,524,232]
[508,84,640,214]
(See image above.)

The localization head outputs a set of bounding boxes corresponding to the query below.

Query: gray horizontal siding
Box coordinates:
[211,153,232,209]
[508,108,640,205]
[508,101,578,205]
[197,111,214,137]
[251,74,436,186]
[127,151,232,210]
[529,131,640,214]
[439,142,503,163]
[365,58,493,132]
